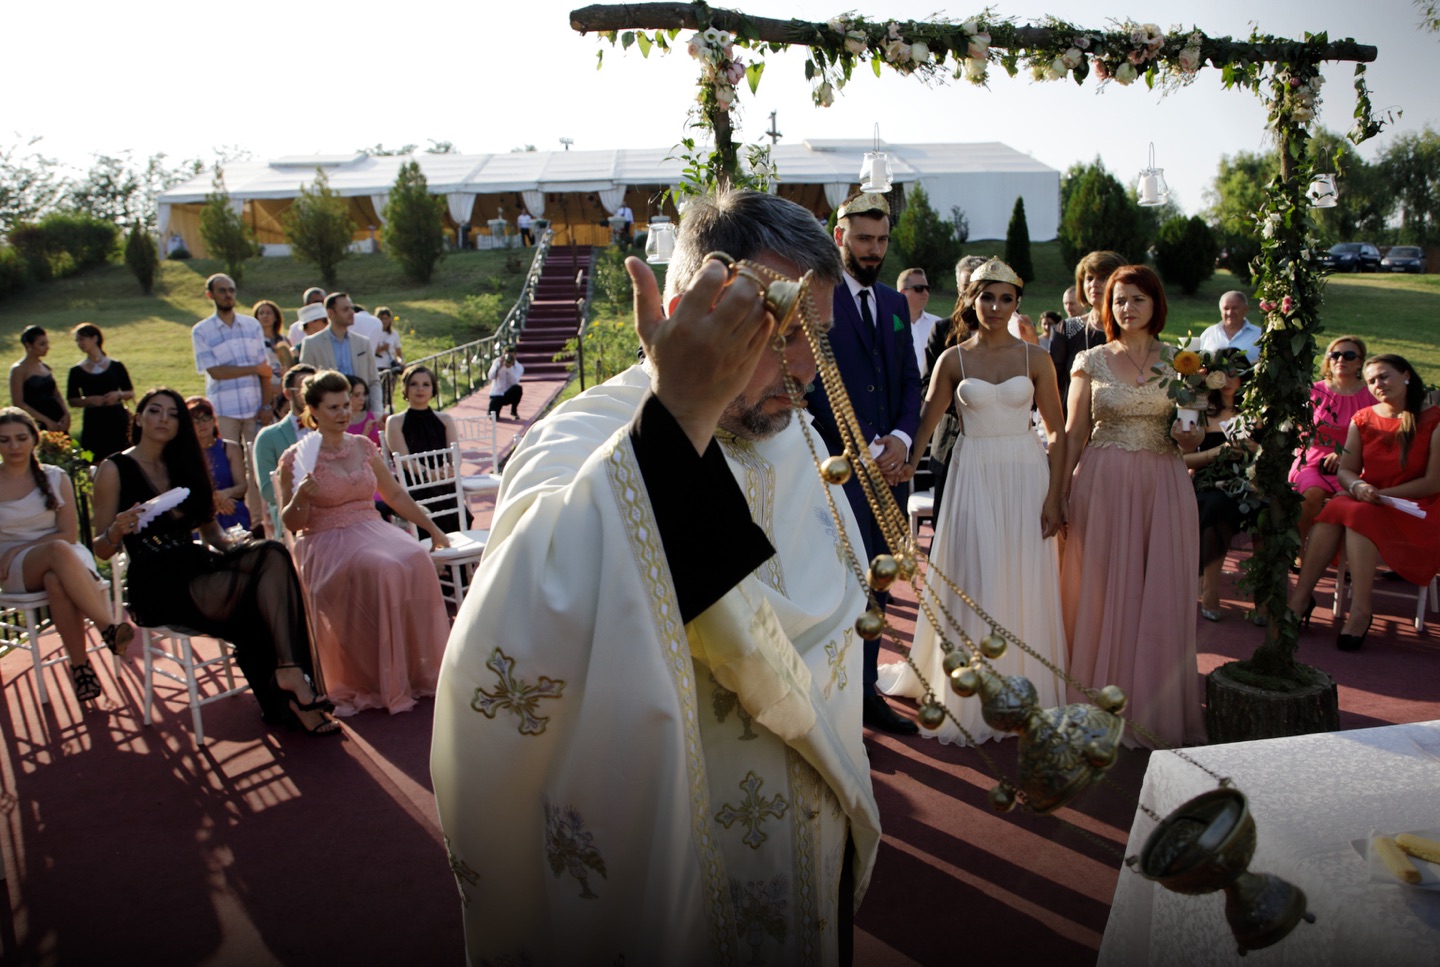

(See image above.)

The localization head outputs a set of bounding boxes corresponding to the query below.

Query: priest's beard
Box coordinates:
[842,239,884,287]
[719,391,793,440]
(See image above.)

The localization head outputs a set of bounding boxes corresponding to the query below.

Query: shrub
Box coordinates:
[382,161,447,283]
[1004,196,1036,283]
[892,185,963,289]
[0,246,29,301]
[461,292,506,333]
[556,316,638,384]
[9,211,118,281]
[124,223,159,294]
[590,246,633,313]
[283,168,356,289]
[1154,215,1220,295]
[198,168,257,282]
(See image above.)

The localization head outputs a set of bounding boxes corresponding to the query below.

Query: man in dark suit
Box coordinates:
[807,191,922,736]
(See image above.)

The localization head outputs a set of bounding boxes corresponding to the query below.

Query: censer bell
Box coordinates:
[956,667,1126,814]
[1133,788,1314,954]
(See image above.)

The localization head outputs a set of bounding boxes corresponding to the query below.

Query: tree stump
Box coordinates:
[1205,662,1339,745]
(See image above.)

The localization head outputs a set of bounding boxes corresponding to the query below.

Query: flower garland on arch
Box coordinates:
[582,4,1389,680]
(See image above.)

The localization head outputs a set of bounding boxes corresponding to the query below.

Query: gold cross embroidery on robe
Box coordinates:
[471,647,565,735]
[715,770,789,849]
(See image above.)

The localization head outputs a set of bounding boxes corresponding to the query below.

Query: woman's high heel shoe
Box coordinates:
[272,665,341,736]
[100,621,134,659]
[71,662,102,702]
[1337,615,1373,652]
[1299,596,1317,630]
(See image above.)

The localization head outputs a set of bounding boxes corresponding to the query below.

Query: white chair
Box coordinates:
[907,489,935,538]
[1332,546,1439,632]
[0,580,120,706]
[451,413,504,496]
[111,550,248,747]
[390,442,490,609]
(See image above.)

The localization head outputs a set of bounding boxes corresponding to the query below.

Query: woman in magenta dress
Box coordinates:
[1059,266,1207,748]
[1288,354,1440,650]
[1289,335,1375,547]
[278,370,452,715]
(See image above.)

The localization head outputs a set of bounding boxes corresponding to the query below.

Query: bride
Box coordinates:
[882,258,1068,744]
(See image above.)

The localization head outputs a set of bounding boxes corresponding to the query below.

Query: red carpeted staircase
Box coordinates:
[512,245,593,379]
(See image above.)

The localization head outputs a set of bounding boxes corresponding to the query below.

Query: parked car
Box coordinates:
[1317,242,1381,273]
[1380,246,1427,274]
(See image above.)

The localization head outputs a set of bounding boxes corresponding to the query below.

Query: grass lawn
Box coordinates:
[1,249,530,409]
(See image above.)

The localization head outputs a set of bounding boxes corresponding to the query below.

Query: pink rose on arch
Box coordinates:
[1093,59,1110,80]
[1281,295,1295,314]
[1259,300,1277,312]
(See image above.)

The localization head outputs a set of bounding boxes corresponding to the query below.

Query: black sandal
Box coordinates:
[273,664,341,736]
[71,662,102,702]
[101,622,134,659]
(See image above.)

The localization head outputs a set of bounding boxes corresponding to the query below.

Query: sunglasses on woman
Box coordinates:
[1328,350,1360,362]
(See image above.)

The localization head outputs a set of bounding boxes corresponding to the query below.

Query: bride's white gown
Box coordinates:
[878,350,1067,745]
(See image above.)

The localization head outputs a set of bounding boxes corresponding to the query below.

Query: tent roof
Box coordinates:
[157,141,1056,204]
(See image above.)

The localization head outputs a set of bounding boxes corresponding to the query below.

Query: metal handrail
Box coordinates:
[400,230,554,412]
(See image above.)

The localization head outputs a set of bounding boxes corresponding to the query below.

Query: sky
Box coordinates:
[11,0,1437,219]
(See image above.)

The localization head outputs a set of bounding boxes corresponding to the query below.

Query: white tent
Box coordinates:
[156,141,1058,256]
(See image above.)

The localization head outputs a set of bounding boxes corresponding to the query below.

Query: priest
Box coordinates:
[431,189,881,965]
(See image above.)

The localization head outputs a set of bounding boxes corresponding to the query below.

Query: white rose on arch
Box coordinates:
[910,41,929,64]
[844,31,867,54]
[1115,62,1138,85]
[884,40,911,63]
[686,32,705,59]
[1061,47,1083,70]
[961,19,978,34]
[962,56,989,83]
[967,32,991,59]
[1178,46,1202,73]
[1047,58,1068,80]
[815,80,836,107]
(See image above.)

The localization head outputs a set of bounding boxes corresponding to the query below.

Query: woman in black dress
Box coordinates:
[9,325,70,434]
[91,388,338,735]
[383,363,468,533]
[66,323,134,461]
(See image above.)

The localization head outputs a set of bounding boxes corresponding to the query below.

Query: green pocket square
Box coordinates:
[893,314,904,332]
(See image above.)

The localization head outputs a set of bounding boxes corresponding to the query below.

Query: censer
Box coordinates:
[705,252,1313,953]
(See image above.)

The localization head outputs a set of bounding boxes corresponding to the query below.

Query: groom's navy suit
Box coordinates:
[807,275,921,694]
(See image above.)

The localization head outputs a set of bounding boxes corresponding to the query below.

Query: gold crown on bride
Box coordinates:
[970,258,1025,290]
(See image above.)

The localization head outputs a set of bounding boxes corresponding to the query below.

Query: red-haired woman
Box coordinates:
[1059,266,1207,748]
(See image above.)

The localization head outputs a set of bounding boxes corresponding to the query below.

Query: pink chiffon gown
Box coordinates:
[281,434,450,716]
[1060,348,1204,748]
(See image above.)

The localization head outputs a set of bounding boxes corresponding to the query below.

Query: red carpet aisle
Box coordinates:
[1,476,1435,963]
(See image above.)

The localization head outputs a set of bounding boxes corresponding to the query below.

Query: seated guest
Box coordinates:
[1288,354,1440,649]
[0,408,133,701]
[1181,350,1260,621]
[186,396,251,533]
[1289,335,1375,547]
[278,370,451,716]
[92,389,338,734]
[345,374,383,444]
[385,363,467,533]
[253,364,316,537]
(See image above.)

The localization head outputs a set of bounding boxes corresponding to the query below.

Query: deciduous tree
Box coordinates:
[1057,161,1147,267]
[891,184,963,291]
[382,161,447,283]
[199,167,257,282]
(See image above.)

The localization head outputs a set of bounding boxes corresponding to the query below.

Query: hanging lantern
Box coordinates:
[645,216,676,264]
[1136,142,1169,207]
[1307,174,1338,209]
[859,123,893,193]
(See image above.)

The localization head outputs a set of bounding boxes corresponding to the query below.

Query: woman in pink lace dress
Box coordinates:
[278,370,452,716]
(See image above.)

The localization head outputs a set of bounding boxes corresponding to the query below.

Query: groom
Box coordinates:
[807,191,922,736]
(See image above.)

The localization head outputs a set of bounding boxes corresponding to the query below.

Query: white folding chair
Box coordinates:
[450,413,503,496]
[907,489,935,538]
[0,579,119,706]
[1332,545,1440,632]
[390,442,490,609]
[111,550,249,747]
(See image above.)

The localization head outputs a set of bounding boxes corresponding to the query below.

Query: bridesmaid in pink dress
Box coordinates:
[278,370,453,716]
[1059,266,1208,748]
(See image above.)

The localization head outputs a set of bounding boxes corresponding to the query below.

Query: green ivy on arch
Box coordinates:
[573,2,1390,685]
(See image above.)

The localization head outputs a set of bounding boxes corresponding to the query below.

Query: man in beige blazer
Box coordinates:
[298,291,383,416]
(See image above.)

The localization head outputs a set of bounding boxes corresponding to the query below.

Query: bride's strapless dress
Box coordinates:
[878,371,1066,745]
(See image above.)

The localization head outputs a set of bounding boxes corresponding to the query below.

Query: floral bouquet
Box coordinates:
[1151,342,1249,429]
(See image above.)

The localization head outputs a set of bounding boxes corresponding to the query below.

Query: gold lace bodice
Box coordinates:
[1075,347,1181,456]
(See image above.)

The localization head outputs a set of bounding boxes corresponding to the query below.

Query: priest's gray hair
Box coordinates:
[664,189,844,304]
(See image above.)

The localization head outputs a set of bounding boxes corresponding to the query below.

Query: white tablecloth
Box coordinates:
[1100,721,1440,965]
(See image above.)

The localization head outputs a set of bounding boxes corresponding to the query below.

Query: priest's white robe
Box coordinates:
[431,365,881,966]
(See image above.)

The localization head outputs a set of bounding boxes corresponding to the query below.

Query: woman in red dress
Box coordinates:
[1288,354,1440,649]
